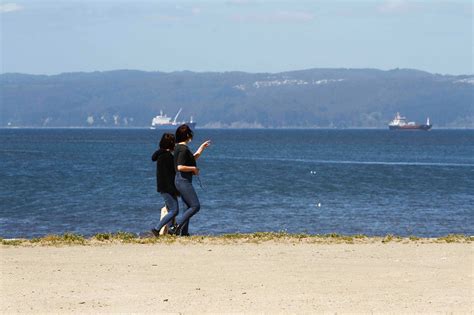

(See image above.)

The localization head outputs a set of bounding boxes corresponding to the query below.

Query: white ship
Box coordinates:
[150,108,196,130]
[388,112,432,131]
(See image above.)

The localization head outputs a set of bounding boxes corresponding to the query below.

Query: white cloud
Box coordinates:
[0,3,23,13]
[152,14,183,22]
[232,10,314,23]
[192,7,202,16]
[377,0,413,14]
[226,0,256,5]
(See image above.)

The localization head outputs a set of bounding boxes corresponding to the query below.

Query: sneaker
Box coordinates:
[151,228,160,237]
[168,224,180,236]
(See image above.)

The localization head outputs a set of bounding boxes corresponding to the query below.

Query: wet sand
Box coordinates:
[1,242,472,313]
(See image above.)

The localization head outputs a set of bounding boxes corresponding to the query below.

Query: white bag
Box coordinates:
[159,206,176,235]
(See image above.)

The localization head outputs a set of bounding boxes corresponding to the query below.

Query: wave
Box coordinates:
[0,149,45,154]
[211,156,474,167]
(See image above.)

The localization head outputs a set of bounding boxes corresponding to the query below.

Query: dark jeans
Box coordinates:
[155,193,179,231]
[175,173,200,235]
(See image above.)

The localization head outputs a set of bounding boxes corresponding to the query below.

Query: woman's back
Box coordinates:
[152,149,178,195]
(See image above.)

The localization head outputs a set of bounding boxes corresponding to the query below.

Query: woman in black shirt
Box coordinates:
[151,133,180,237]
[170,124,210,236]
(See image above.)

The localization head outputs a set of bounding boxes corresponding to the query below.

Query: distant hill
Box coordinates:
[1,68,473,128]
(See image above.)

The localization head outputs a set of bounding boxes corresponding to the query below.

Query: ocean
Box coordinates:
[1,128,473,238]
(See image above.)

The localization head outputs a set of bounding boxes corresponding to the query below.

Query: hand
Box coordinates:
[194,140,211,159]
[199,140,211,151]
[193,167,200,176]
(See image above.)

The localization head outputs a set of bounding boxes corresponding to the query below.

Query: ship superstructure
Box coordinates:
[150,108,196,129]
[388,113,432,131]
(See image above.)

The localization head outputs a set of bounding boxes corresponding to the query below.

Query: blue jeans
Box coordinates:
[175,173,200,235]
[155,193,179,231]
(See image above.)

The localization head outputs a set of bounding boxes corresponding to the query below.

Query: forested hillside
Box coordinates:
[1,68,472,128]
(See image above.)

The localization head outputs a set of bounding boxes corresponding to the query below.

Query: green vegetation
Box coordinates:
[2,239,23,246]
[93,233,113,241]
[382,234,394,243]
[2,69,473,128]
[111,232,137,242]
[436,234,473,243]
[38,233,86,245]
[0,232,471,247]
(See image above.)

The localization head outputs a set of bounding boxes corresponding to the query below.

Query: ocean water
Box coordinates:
[0,128,473,238]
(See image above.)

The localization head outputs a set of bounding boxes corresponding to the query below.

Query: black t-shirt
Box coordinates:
[174,144,196,180]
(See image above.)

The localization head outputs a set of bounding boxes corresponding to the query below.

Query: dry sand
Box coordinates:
[1,242,473,313]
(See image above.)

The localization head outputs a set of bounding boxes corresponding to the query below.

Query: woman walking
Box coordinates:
[170,124,210,236]
[151,133,180,237]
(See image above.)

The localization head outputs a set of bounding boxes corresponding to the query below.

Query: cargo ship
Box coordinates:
[150,108,196,130]
[388,112,432,131]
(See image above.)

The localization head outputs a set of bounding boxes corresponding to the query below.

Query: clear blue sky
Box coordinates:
[1,0,472,75]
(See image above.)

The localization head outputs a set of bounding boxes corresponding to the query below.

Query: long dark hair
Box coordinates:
[175,124,194,143]
[159,133,175,150]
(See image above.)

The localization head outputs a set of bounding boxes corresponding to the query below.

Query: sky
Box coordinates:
[0,0,472,75]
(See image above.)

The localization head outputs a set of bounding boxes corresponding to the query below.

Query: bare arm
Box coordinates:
[194,140,211,160]
[177,165,199,175]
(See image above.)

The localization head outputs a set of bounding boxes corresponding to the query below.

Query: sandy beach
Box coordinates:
[1,241,472,313]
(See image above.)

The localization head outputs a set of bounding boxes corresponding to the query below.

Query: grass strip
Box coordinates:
[1,232,472,247]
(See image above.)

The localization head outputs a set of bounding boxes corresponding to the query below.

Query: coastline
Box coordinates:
[1,232,473,246]
[2,126,474,130]
[1,238,472,313]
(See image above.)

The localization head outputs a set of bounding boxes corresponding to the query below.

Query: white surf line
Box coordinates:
[210,156,474,167]
[0,149,45,153]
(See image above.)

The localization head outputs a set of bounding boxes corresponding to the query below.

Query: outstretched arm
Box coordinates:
[194,140,211,160]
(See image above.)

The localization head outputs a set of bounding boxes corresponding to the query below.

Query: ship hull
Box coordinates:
[150,122,196,130]
[389,124,432,131]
